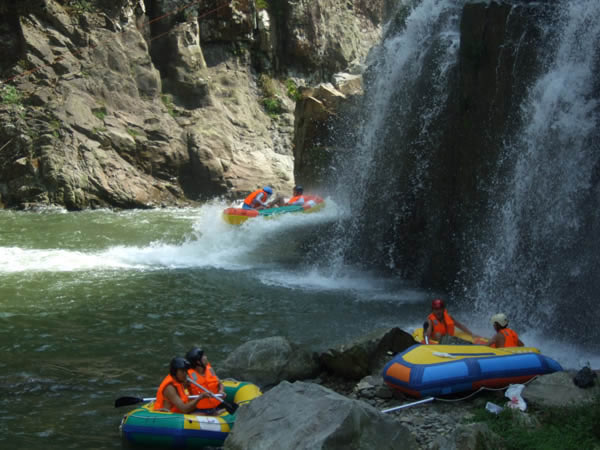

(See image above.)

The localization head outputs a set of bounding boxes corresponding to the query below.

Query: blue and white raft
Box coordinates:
[382,344,562,398]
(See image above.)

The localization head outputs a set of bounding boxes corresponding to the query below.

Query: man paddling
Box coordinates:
[186,347,226,414]
[153,357,209,413]
[487,313,524,348]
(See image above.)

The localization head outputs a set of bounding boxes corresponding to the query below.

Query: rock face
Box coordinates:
[218,336,319,388]
[319,327,415,380]
[270,0,385,78]
[522,371,600,408]
[0,0,384,209]
[224,381,418,450]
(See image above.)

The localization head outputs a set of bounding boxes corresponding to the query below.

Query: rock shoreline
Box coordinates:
[217,329,600,449]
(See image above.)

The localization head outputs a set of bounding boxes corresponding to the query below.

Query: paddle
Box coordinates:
[423,321,429,344]
[187,376,238,414]
[381,397,435,413]
[114,393,218,408]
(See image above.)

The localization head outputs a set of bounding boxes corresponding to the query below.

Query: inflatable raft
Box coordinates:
[120,380,261,448]
[412,327,489,345]
[383,344,562,398]
[222,196,325,225]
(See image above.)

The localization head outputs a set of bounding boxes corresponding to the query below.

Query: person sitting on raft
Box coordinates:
[487,313,524,348]
[153,357,210,413]
[286,185,316,207]
[270,185,316,208]
[425,298,475,342]
[242,186,273,210]
[186,347,226,414]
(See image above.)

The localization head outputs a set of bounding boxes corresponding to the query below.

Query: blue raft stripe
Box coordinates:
[479,353,542,374]
[382,346,563,397]
[422,361,469,383]
[123,423,228,441]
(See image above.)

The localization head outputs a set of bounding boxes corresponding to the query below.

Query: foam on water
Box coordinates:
[0,198,342,273]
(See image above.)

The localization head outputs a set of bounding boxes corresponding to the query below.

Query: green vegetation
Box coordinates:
[285,78,301,101]
[161,94,179,118]
[92,107,107,121]
[258,74,283,117]
[1,85,22,105]
[256,0,269,10]
[262,97,283,117]
[67,0,94,14]
[50,119,61,138]
[127,128,139,138]
[469,395,600,449]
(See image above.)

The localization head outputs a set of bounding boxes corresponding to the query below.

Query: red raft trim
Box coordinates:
[223,208,259,217]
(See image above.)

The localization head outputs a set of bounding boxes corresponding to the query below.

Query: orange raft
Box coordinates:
[222,196,325,225]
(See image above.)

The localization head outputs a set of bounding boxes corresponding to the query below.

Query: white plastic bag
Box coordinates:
[505,384,527,411]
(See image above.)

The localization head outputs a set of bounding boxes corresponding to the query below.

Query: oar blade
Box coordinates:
[115,396,144,408]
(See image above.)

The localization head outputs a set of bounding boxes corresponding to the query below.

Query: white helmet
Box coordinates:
[490,313,508,327]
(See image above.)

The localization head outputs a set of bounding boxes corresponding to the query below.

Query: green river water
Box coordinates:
[1,203,438,449]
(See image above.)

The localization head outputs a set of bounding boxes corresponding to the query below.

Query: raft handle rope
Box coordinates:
[381,375,541,413]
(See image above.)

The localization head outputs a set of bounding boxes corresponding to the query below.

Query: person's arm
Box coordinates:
[517,338,524,347]
[425,319,433,338]
[453,318,473,335]
[164,384,207,414]
[487,332,504,347]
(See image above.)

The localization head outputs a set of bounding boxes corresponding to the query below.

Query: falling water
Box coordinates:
[466,0,600,344]
[322,0,464,273]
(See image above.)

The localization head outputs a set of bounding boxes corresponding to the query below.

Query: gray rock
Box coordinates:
[224,381,418,450]
[523,371,600,408]
[319,327,415,380]
[218,336,319,389]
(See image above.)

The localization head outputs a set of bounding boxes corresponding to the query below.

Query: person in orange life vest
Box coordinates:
[285,185,316,207]
[185,347,225,412]
[487,313,524,348]
[153,357,209,413]
[425,298,474,342]
[242,186,273,210]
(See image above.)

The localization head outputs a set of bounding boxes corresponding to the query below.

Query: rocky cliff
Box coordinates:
[0,0,384,209]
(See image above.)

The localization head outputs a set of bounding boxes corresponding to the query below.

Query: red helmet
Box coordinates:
[431,299,445,309]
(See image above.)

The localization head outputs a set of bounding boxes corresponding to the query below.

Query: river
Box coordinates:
[0,203,434,449]
[1,204,598,449]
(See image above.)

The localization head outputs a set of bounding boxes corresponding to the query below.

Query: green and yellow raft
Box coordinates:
[120,380,261,448]
[222,195,325,225]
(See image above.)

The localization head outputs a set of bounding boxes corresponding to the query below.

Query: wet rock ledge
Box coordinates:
[216,328,600,450]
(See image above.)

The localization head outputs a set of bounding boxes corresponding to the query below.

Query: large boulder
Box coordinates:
[224,381,418,450]
[522,371,600,408]
[319,327,415,380]
[218,336,319,389]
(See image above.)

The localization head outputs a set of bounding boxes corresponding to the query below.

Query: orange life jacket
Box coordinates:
[243,189,268,208]
[153,374,189,413]
[286,195,305,205]
[491,328,519,348]
[187,363,221,409]
[427,309,455,337]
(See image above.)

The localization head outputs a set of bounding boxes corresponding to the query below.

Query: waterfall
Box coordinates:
[315,0,599,344]
[465,0,600,343]
[321,0,464,275]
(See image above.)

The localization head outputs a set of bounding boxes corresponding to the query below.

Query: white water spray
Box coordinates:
[469,0,600,336]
